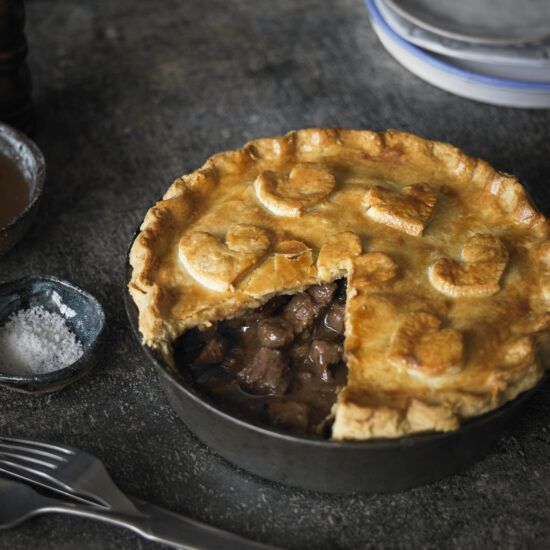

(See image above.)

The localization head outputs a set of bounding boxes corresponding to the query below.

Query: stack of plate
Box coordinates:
[364,0,550,108]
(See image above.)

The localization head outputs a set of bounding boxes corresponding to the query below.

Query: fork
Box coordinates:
[0,436,280,550]
[0,477,280,549]
[0,476,141,530]
[0,436,141,514]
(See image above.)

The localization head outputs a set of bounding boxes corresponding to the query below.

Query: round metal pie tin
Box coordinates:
[124,239,545,494]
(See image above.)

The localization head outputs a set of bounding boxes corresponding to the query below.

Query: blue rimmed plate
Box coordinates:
[374,0,550,67]
[384,0,550,45]
[365,0,550,108]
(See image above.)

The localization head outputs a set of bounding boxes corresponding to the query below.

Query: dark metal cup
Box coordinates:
[0,0,34,135]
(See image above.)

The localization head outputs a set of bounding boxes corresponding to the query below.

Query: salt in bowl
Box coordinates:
[0,274,105,393]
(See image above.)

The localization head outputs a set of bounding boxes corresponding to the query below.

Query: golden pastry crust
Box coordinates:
[128,128,550,439]
[179,224,270,292]
[429,234,509,297]
[387,311,464,379]
[254,163,337,217]
[363,183,437,237]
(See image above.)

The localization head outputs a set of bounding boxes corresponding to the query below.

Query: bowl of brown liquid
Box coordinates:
[0,122,45,257]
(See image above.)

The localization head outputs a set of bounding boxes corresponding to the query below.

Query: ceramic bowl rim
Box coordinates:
[0,122,46,232]
[0,274,106,390]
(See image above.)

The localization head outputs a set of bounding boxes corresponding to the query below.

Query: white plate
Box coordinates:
[444,56,550,83]
[365,0,550,108]
[374,0,550,67]
[384,0,550,44]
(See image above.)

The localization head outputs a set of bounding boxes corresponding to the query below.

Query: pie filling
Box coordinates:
[173,280,348,436]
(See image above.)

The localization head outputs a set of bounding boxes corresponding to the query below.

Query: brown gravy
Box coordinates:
[0,151,29,226]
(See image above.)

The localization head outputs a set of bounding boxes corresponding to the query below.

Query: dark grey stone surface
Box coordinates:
[1,0,550,548]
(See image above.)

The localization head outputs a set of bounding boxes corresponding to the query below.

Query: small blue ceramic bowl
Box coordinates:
[0,275,105,393]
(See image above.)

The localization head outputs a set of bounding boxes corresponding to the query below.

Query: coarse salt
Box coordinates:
[0,305,83,375]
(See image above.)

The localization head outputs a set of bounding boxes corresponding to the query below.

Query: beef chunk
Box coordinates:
[258,317,295,348]
[239,325,258,348]
[194,336,227,365]
[283,293,321,334]
[237,295,288,325]
[307,282,338,306]
[267,400,311,433]
[308,339,343,381]
[324,302,346,335]
[238,348,289,395]
[197,326,219,342]
[257,294,288,317]
[289,342,309,361]
[222,355,238,369]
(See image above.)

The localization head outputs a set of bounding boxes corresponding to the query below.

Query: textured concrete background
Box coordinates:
[2,1,550,548]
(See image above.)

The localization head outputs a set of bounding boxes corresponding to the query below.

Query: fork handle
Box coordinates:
[42,497,280,550]
[129,496,280,550]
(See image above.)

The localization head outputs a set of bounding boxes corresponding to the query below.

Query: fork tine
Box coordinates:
[0,436,141,516]
[0,451,58,469]
[0,445,64,465]
[0,456,73,490]
[0,436,73,457]
[0,457,109,506]
[0,466,104,506]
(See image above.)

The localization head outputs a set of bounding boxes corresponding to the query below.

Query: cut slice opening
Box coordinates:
[173,279,348,436]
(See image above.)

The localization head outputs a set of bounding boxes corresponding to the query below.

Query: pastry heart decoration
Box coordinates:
[388,311,464,379]
[179,224,270,292]
[254,162,336,217]
[245,239,317,297]
[348,252,400,291]
[500,336,535,369]
[429,234,509,297]
[363,183,437,237]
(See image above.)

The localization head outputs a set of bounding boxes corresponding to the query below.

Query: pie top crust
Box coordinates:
[128,128,550,440]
